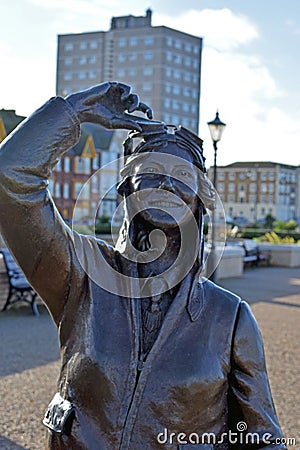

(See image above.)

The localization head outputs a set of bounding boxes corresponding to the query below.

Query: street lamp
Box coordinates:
[207,111,226,282]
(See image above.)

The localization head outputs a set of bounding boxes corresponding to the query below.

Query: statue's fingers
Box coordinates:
[137,102,153,119]
[111,116,142,132]
[119,83,132,100]
[126,94,140,113]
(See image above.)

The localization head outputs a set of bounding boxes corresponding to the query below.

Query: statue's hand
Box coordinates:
[65,82,153,131]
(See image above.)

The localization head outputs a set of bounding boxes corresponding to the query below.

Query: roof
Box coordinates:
[0,109,26,142]
[67,123,114,157]
[218,161,298,170]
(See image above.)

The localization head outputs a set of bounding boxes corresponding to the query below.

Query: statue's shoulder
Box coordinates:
[199,277,241,314]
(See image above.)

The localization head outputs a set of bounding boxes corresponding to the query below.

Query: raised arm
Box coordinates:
[0,82,152,322]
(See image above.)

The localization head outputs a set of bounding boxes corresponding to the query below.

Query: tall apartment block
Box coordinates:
[56,9,202,133]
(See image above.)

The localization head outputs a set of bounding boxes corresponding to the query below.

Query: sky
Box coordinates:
[1,0,300,169]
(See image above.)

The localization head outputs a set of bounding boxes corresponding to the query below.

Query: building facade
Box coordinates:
[208,161,300,224]
[50,124,118,222]
[56,9,202,134]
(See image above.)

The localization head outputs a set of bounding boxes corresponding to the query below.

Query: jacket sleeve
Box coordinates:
[228,301,287,449]
[0,96,84,323]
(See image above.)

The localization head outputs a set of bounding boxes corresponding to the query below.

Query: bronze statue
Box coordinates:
[0,82,286,449]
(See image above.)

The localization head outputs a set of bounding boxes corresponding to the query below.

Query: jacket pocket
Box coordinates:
[43,392,75,435]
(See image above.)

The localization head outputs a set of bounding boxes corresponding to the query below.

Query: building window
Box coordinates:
[172,100,180,110]
[218,183,224,192]
[166,51,172,62]
[128,53,137,61]
[164,98,171,108]
[79,56,87,65]
[249,183,257,192]
[229,173,235,180]
[117,69,126,77]
[79,42,87,50]
[143,67,153,76]
[48,179,54,194]
[143,82,152,91]
[55,183,61,198]
[92,156,100,170]
[185,42,192,52]
[239,184,245,191]
[64,43,74,51]
[127,68,136,76]
[75,157,90,174]
[90,41,98,49]
[174,55,181,64]
[144,36,154,45]
[118,54,126,62]
[261,183,267,193]
[89,71,97,79]
[229,183,235,193]
[228,194,235,202]
[130,37,137,46]
[261,172,267,181]
[184,72,191,82]
[183,103,189,112]
[55,159,62,171]
[190,120,197,130]
[74,182,83,198]
[249,194,256,203]
[118,38,126,47]
[63,183,69,199]
[173,69,180,79]
[173,85,180,95]
[144,52,153,60]
[78,71,86,80]
[166,37,172,46]
[185,57,191,67]
[64,157,70,173]
[268,184,274,193]
[65,57,73,66]
[92,176,99,193]
[89,56,96,64]
[64,72,72,81]
[239,172,246,180]
[218,172,225,181]
[166,68,172,77]
[174,39,181,49]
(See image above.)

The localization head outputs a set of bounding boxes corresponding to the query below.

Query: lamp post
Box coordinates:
[207,111,226,282]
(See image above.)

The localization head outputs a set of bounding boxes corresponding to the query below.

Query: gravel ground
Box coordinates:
[0,266,299,449]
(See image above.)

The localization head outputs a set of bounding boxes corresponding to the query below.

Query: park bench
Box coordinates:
[227,239,271,267]
[0,248,39,315]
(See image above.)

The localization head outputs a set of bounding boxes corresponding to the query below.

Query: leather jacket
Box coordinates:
[0,97,286,449]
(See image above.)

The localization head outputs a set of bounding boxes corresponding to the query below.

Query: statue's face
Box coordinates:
[127,143,199,228]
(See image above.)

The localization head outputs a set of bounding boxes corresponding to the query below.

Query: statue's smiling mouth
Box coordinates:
[148,200,183,208]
